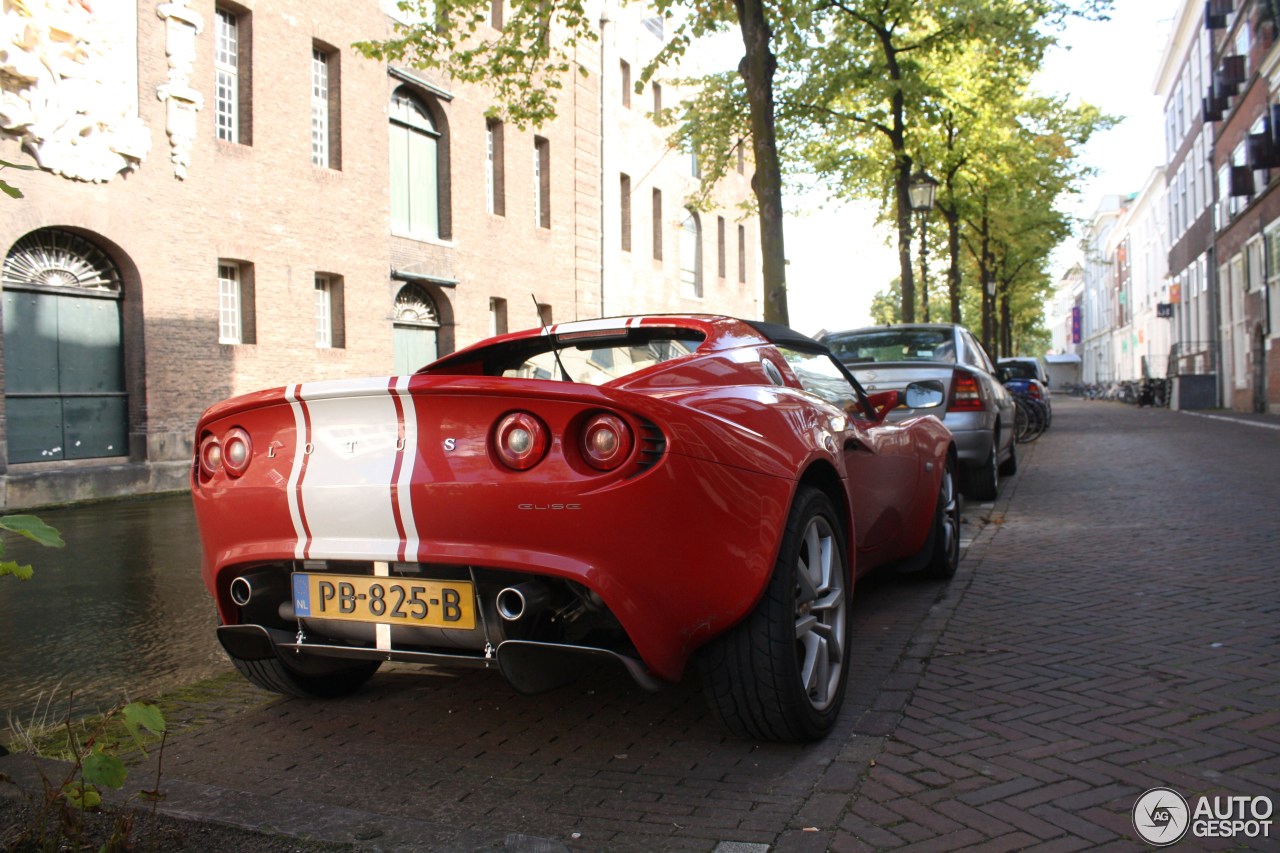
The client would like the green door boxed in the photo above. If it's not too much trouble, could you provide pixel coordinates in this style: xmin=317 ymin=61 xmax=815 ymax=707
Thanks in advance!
xmin=393 ymin=324 xmax=438 ymax=375
xmin=3 ymin=229 xmax=127 ymax=464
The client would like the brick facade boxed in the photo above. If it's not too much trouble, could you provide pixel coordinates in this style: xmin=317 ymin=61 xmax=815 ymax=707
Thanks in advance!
xmin=0 ymin=0 xmax=761 ymax=508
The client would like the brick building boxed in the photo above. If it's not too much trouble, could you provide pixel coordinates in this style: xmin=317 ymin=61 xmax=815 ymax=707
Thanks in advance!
xmin=1201 ymin=0 xmax=1280 ymax=412
xmin=1156 ymin=0 xmax=1280 ymax=412
xmin=0 ymin=0 xmax=761 ymax=509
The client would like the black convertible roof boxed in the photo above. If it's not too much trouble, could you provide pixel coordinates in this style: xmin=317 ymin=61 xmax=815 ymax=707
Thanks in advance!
xmin=744 ymin=319 xmax=828 ymax=353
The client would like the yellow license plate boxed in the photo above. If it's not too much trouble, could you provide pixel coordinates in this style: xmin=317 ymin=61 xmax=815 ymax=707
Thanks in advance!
xmin=291 ymin=573 xmax=476 ymax=630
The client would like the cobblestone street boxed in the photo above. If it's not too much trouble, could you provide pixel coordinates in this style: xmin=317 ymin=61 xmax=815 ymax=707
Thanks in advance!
xmin=3 ymin=397 xmax=1277 ymax=852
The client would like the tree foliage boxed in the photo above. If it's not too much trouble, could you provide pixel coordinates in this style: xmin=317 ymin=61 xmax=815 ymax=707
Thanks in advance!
xmin=785 ymin=0 xmax=1112 ymax=350
xmin=357 ymin=0 xmax=796 ymax=323
xmin=356 ymin=0 xmax=1113 ymax=337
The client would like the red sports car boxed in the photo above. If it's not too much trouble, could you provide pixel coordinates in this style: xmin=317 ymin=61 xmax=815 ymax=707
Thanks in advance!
xmin=192 ymin=315 xmax=958 ymax=741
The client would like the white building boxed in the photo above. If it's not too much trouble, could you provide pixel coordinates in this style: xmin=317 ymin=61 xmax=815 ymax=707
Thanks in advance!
xmin=1110 ymin=170 xmax=1172 ymax=381
xmin=1079 ymin=195 xmax=1127 ymax=384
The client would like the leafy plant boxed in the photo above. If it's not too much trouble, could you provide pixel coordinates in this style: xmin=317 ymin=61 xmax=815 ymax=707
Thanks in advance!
xmin=0 ymin=157 xmax=35 ymax=200
xmin=2 ymin=700 xmax=167 ymax=851
xmin=0 ymin=515 xmax=65 ymax=580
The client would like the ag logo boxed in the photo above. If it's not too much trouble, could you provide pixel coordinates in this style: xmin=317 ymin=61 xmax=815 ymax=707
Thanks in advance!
xmin=1133 ymin=787 xmax=1190 ymax=846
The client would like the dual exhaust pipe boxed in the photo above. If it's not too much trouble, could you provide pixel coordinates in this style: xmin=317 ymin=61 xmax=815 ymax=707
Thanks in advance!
xmin=495 ymin=582 xmax=550 ymax=622
xmin=230 ymin=572 xmax=550 ymax=623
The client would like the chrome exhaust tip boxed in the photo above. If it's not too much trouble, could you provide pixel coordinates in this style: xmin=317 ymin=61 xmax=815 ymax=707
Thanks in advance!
xmin=230 ymin=573 xmax=281 ymax=607
xmin=496 ymin=582 xmax=551 ymax=622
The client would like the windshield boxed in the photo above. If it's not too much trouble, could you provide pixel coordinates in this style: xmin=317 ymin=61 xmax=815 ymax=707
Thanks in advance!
xmin=422 ymin=327 xmax=708 ymax=384
xmin=825 ymin=329 xmax=956 ymax=365
xmin=503 ymin=335 xmax=702 ymax=384
xmin=999 ymin=361 xmax=1040 ymax=381
xmin=777 ymin=347 xmax=859 ymax=409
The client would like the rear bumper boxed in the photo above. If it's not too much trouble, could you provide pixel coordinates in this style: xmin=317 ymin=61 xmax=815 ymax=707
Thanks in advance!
xmin=196 ymin=452 xmax=793 ymax=682
xmin=941 ymin=413 xmax=995 ymax=467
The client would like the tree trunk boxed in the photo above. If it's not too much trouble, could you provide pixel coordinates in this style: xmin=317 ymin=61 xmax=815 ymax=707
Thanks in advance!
xmin=943 ymin=207 xmax=962 ymax=323
xmin=896 ymin=155 xmax=915 ymax=323
xmin=735 ymin=0 xmax=788 ymax=326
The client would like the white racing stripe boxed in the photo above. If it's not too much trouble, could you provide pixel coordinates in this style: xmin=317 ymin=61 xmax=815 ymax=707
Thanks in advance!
xmin=287 ymin=378 xmax=410 ymax=561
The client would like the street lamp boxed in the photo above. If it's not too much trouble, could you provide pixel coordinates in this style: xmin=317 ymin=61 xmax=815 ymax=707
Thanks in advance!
xmin=909 ymin=170 xmax=939 ymax=322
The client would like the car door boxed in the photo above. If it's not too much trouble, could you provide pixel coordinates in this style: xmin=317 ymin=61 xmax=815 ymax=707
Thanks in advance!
xmin=776 ymin=347 xmax=919 ymax=563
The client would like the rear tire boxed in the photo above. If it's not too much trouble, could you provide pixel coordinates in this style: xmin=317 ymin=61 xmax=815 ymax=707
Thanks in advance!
xmin=922 ymin=455 xmax=961 ymax=579
xmin=232 ymin=654 xmax=381 ymax=699
xmin=699 ymin=487 xmax=850 ymax=742
xmin=998 ymin=434 xmax=1018 ymax=476
xmin=960 ymin=439 xmax=999 ymax=501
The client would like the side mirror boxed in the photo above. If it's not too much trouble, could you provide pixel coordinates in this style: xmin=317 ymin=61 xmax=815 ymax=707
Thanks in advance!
xmin=904 ymin=380 xmax=945 ymax=410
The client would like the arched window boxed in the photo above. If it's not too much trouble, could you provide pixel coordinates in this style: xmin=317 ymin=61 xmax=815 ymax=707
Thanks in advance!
xmin=390 ymin=88 xmax=441 ymax=240
xmin=392 ymin=283 xmax=441 ymax=374
xmin=680 ymin=211 xmax=703 ymax=298
xmin=2 ymin=228 xmax=127 ymax=462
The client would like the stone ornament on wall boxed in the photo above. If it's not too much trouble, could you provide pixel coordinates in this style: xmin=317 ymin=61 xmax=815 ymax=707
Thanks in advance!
xmin=0 ymin=0 xmax=151 ymax=183
xmin=156 ymin=0 xmax=203 ymax=179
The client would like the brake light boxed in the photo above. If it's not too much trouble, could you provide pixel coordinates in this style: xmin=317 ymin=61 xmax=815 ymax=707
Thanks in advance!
xmin=198 ymin=433 xmax=223 ymax=476
xmin=198 ymin=427 xmax=253 ymax=477
xmin=580 ymin=413 xmax=634 ymax=471
xmin=1027 ymin=384 xmax=1043 ymax=401
xmin=222 ymin=427 xmax=252 ymax=476
xmin=493 ymin=412 xmax=550 ymax=470
xmin=949 ymin=370 xmax=985 ymax=412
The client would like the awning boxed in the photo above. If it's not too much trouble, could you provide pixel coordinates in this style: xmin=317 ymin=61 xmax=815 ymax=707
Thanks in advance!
xmin=391 ymin=267 xmax=458 ymax=288
xmin=389 ymin=67 xmax=455 ymax=102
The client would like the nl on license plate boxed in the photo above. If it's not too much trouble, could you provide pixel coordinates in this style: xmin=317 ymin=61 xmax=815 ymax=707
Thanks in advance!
xmin=291 ymin=573 xmax=476 ymax=630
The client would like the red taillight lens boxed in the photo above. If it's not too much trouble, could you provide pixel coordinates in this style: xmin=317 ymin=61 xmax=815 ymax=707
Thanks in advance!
xmin=580 ymin=413 xmax=633 ymax=471
xmin=494 ymin=412 xmax=550 ymax=470
xmin=949 ymin=370 xmax=985 ymax=412
xmin=222 ymin=427 xmax=252 ymax=476
xmin=1027 ymin=384 xmax=1043 ymax=400
xmin=198 ymin=434 xmax=223 ymax=476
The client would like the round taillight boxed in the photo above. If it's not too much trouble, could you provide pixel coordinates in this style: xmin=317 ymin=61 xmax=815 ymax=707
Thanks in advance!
xmin=199 ymin=434 xmax=223 ymax=476
xmin=223 ymin=427 xmax=252 ymax=476
xmin=580 ymin=413 xmax=633 ymax=471
xmin=494 ymin=412 xmax=550 ymax=470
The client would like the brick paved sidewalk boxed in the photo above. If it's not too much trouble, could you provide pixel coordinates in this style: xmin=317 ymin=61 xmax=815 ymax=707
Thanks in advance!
xmin=824 ymin=397 xmax=1279 ymax=852
xmin=4 ymin=398 xmax=1275 ymax=852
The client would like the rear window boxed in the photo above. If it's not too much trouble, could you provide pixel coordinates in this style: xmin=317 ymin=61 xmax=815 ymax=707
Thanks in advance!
xmin=825 ymin=329 xmax=956 ymax=364
xmin=999 ymin=360 xmax=1040 ymax=381
xmin=470 ymin=328 xmax=705 ymax=384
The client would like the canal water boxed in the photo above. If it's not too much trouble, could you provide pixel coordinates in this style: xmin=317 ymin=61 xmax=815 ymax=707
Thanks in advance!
xmin=0 ymin=493 xmax=229 ymax=728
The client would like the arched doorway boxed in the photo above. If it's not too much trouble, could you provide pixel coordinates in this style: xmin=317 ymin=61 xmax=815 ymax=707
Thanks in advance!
xmin=2 ymin=229 xmax=127 ymax=463
xmin=392 ymin=283 xmax=441 ymax=374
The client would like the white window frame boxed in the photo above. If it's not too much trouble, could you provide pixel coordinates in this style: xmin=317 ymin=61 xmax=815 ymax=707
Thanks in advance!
xmin=486 ymin=123 xmax=496 ymax=215
xmin=533 ymin=141 xmax=542 ymax=228
xmin=315 ymin=274 xmax=333 ymax=348
xmin=219 ymin=263 xmax=241 ymax=344
xmin=311 ymin=49 xmax=330 ymax=168
xmin=1246 ymin=236 xmax=1265 ymax=294
xmin=680 ymin=211 xmax=703 ymax=299
xmin=215 ymin=9 xmax=238 ymax=143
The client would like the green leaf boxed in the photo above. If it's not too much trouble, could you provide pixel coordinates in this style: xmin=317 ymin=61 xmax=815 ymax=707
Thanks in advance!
xmin=81 ymin=746 xmax=127 ymax=789
xmin=122 ymin=702 xmax=166 ymax=745
xmin=0 ymin=560 xmax=34 ymax=580
xmin=0 ymin=515 xmax=65 ymax=548
xmin=0 ymin=181 xmax=22 ymax=199
xmin=63 ymin=781 xmax=102 ymax=809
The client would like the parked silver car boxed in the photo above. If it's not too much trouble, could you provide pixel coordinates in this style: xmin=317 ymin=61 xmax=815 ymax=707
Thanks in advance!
xmin=817 ymin=324 xmax=1016 ymax=500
